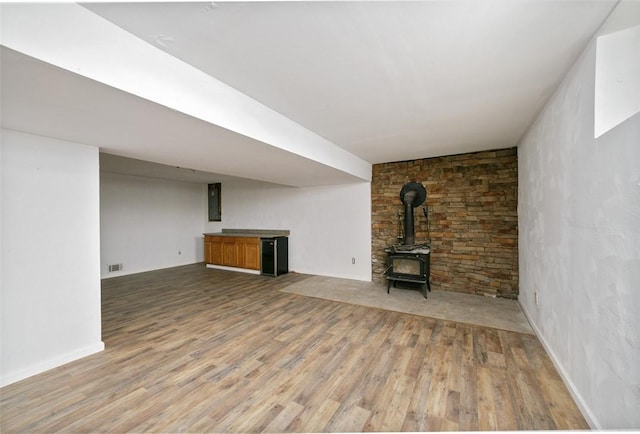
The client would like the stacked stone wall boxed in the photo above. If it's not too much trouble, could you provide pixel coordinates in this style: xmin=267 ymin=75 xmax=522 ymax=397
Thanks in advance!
xmin=372 ymin=147 xmax=518 ymax=298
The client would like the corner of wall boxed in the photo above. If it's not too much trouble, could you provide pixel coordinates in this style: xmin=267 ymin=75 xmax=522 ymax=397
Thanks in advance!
xmin=518 ymin=301 xmax=600 ymax=429
xmin=0 ymin=342 xmax=105 ymax=388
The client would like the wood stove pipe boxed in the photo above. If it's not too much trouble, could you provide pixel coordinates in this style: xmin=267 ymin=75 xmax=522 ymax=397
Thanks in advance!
xmin=399 ymin=182 xmax=427 ymax=246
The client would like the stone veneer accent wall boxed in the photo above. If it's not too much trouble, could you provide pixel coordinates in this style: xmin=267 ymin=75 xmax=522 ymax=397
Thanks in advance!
xmin=371 ymin=148 xmax=518 ymax=298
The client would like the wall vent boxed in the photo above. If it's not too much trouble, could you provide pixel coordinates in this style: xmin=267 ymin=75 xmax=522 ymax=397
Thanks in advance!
xmin=108 ymin=263 xmax=123 ymax=272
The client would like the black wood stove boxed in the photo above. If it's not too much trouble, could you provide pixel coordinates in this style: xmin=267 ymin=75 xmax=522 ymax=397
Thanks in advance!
xmin=385 ymin=182 xmax=431 ymax=299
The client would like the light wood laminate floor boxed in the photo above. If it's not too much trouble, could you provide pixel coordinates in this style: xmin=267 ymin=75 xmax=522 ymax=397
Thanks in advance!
xmin=0 ymin=264 xmax=588 ymax=432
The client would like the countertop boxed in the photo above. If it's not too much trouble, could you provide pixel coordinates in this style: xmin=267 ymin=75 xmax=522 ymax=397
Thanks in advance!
xmin=204 ymin=229 xmax=290 ymax=238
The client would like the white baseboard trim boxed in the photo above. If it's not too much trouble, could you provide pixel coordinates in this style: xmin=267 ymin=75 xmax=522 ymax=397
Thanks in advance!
xmin=101 ymin=261 xmax=200 ymax=279
xmin=205 ymin=264 xmax=261 ymax=275
xmin=0 ymin=341 xmax=105 ymax=388
xmin=519 ymin=302 xmax=600 ymax=430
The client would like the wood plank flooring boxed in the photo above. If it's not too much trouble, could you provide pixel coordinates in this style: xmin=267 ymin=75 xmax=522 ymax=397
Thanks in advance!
xmin=0 ymin=264 xmax=588 ymax=432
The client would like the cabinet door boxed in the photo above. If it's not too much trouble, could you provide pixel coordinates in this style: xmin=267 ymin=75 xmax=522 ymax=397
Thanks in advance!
xmin=210 ymin=240 xmax=223 ymax=265
xmin=222 ymin=240 xmax=239 ymax=266
xmin=243 ymin=241 xmax=260 ymax=270
xmin=204 ymin=238 xmax=212 ymax=264
xmin=236 ymin=242 xmax=247 ymax=269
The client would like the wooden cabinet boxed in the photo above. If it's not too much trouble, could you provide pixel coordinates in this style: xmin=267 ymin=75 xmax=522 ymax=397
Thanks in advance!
xmin=204 ymin=237 xmax=212 ymax=263
xmin=204 ymin=237 xmax=223 ymax=264
xmin=242 ymin=241 xmax=260 ymax=270
xmin=222 ymin=237 xmax=239 ymax=267
xmin=204 ymin=236 xmax=260 ymax=271
xmin=210 ymin=240 xmax=223 ymax=265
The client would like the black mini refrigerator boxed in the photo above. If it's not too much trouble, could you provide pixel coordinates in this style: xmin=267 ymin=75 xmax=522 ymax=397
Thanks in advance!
xmin=261 ymin=237 xmax=288 ymax=276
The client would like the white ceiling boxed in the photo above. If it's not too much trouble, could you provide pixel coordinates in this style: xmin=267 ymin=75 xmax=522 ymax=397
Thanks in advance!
xmin=0 ymin=46 xmax=361 ymax=186
xmin=1 ymin=1 xmax=617 ymax=186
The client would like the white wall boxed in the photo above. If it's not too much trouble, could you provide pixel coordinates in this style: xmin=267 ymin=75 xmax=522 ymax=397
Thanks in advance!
xmin=518 ymin=2 xmax=640 ymax=429
xmin=205 ymin=178 xmax=372 ymax=281
xmin=0 ymin=129 xmax=104 ymax=387
xmin=101 ymin=173 xmax=371 ymax=282
xmin=100 ymin=172 xmax=209 ymax=278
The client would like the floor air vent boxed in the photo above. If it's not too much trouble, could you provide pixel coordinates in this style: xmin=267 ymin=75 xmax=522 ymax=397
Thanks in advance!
xmin=108 ymin=263 xmax=123 ymax=272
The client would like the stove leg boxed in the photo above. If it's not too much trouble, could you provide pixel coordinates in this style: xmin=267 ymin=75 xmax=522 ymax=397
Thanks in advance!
xmin=387 ymin=279 xmax=391 ymax=294
xmin=422 ymin=283 xmax=428 ymax=299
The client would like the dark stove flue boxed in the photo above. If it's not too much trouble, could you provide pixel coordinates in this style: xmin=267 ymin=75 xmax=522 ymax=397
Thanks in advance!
xmin=399 ymin=182 xmax=427 ymax=245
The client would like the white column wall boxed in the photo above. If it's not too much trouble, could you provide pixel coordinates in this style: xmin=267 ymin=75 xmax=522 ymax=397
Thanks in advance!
xmin=0 ymin=129 xmax=104 ymax=387
xmin=517 ymin=2 xmax=640 ymax=428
